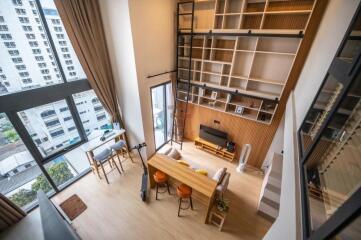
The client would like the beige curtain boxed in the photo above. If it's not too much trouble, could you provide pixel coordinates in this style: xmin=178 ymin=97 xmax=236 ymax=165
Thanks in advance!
xmin=0 ymin=194 xmax=26 ymax=232
xmin=54 ymin=0 xmax=123 ymax=125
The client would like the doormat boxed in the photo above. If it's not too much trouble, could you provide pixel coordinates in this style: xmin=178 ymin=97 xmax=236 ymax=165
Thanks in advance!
xmin=59 ymin=194 xmax=87 ymax=220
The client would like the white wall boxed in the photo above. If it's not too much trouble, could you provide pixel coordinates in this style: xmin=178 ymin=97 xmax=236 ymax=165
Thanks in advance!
xmin=99 ymin=0 xmax=145 ymax=148
xmin=128 ymin=0 xmax=176 ymax=157
xmin=263 ymin=1 xmax=360 ymax=239
xmin=264 ymin=92 xmax=299 ymax=240
xmin=261 ymin=114 xmax=285 ymax=171
xmin=99 ymin=0 xmax=176 ymax=157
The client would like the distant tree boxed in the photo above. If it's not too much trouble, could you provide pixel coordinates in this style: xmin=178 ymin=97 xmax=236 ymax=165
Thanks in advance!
xmin=8 ymin=189 xmax=36 ymax=207
xmin=4 ymin=129 xmax=19 ymax=143
xmin=47 ymin=162 xmax=74 ymax=186
xmin=8 ymin=162 xmax=74 ymax=208
xmin=31 ymin=175 xmax=52 ymax=193
xmin=32 ymin=162 xmax=74 ymax=192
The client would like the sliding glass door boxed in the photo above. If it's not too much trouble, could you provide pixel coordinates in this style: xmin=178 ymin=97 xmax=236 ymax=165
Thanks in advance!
xmin=151 ymin=82 xmax=173 ymax=150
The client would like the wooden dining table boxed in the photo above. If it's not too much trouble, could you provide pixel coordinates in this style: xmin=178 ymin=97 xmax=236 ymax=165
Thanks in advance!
xmin=81 ymin=129 xmax=132 ymax=178
xmin=147 ymin=154 xmax=218 ymax=224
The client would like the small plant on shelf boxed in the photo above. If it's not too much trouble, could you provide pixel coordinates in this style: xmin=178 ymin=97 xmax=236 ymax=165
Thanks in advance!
xmin=216 ymin=197 xmax=230 ymax=212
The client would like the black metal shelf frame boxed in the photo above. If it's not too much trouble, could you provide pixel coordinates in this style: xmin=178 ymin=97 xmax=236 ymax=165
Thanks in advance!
xmin=171 ymin=1 xmax=195 ymax=149
xmin=297 ymin=3 xmax=361 ymax=239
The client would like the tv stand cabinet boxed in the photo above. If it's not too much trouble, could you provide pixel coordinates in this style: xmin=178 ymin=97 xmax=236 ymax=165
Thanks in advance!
xmin=195 ymin=137 xmax=235 ymax=162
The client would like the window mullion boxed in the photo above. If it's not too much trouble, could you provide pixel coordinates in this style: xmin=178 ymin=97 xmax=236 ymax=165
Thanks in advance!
xmin=6 ymin=111 xmax=60 ymax=192
xmin=34 ymin=0 xmax=68 ymax=83
xmin=65 ymin=96 xmax=88 ymax=142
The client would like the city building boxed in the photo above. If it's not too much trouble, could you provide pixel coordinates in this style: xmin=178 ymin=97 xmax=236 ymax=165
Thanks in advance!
xmin=0 ymin=0 xmax=84 ymax=95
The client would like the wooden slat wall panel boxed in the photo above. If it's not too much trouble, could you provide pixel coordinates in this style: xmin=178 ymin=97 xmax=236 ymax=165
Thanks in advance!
xmin=183 ymin=103 xmax=277 ymax=167
xmin=267 ymin=0 xmax=314 ymax=12
xmin=263 ymin=14 xmax=310 ymax=30
xmin=182 ymin=0 xmax=329 ymax=168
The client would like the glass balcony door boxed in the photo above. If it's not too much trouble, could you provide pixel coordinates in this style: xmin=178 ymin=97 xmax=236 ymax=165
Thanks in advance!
xmin=151 ymin=82 xmax=173 ymax=150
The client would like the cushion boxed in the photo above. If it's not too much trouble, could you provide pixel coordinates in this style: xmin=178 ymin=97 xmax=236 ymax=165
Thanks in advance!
xmin=177 ymin=160 xmax=190 ymax=167
xmin=216 ymin=172 xmax=230 ymax=194
xmin=158 ymin=145 xmax=172 ymax=155
xmin=110 ymin=140 xmax=126 ymax=151
xmin=93 ymin=148 xmax=112 ymax=162
xmin=212 ymin=167 xmax=227 ymax=184
xmin=195 ymin=169 xmax=208 ymax=176
xmin=167 ymin=148 xmax=181 ymax=160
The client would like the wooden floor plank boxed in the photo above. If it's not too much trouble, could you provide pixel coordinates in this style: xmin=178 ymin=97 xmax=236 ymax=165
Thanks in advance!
xmin=51 ymin=141 xmax=271 ymax=240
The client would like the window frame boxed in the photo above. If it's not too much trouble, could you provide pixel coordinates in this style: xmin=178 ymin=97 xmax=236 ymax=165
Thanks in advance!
xmin=297 ymin=4 xmax=361 ymax=239
xmin=0 ymin=0 xmax=102 ymax=211
xmin=150 ymin=81 xmax=173 ymax=151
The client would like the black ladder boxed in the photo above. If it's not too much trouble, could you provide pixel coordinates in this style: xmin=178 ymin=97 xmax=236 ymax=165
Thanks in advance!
xmin=171 ymin=1 xmax=195 ymax=150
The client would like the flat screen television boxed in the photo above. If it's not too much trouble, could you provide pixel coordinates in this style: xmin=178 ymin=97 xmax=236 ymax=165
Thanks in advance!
xmin=199 ymin=124 xmax=228 ymax=147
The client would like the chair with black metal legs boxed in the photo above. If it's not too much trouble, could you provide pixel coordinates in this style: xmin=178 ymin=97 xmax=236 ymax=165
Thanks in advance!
xmin=176 ymin=184 xmax=193 ymax=217
xmin=153 ymin=170 xmax=171 ymax=200
xmin=93 ymin=148 xmax=121 ymax=184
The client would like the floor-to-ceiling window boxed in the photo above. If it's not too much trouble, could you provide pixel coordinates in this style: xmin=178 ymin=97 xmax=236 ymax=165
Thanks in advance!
xmin=151 ymin=82 xmax=173 ymax=150
xmin=0 ymin=0 xmax=110 ymax=211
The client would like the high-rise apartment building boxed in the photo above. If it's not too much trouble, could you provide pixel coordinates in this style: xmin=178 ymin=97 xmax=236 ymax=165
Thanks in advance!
xmin=0 ymin=0 xmax=109 ymax=174
xmin=0 ymin=0 xmax=85 ymax=95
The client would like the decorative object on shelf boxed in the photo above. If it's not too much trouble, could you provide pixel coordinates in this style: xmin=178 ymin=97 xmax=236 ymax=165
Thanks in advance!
xmin=208 ymin=101 xmax=216 ymax=107
xmin=236 ymin=144 xmax=252 ymax=173
xmin=211 ymin=91 xmax=217 ymax=99
xmin=235 ymin=105 xmax=244 ymax=114
xmin=226 ymin=94 xmax=232 ymax=103
xmin=264 ymin=103 xmax=273 ymax=112
xmin=259 ymin=113 xmax=267 ymax=121
xmin=250 ymin=101 xmax=255 ymax=108
xmin=226 ymin=141 xmax=235 ymax=153
xmin=113 ymin=122 xmax=121 ymax=130
xmin=200 ymin=88 xmax=205 ymax=96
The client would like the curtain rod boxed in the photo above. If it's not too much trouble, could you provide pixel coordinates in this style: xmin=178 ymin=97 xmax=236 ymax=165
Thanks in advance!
xmin=147 ymin=70 xmax=176 ymax=79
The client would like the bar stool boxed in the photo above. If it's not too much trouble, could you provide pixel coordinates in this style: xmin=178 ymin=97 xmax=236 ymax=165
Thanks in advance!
xmin=177 ymin=184 xmax=193 ymax=217
xmin=153 ymin=170 xmax=171 ymax=200
xmin=93 ymin=148 xmax=121 ymax=184
xmin=110 ymin=140 xmax=129 ymax=171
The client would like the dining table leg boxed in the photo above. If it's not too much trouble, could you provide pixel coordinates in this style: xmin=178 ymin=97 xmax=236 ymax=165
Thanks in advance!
xmin=205 ymin=191 xmax=216 ymax=224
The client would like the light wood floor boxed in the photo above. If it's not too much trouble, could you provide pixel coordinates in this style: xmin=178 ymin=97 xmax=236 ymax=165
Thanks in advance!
xmin=50 ymin=141 xmax=271 ymax=240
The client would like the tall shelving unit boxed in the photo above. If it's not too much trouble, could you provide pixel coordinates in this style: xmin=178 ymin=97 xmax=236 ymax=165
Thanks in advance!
xmin=175 ymin=0 xmax=317 ymax=125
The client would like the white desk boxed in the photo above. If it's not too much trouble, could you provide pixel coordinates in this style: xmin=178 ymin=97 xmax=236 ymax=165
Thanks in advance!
xmin=81 ymin=129 xmax=132 ymax=178
xmin=81 ymin=129 xmax=125 ymax=153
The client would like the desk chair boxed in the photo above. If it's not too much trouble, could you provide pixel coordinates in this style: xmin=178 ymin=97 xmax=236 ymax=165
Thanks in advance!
xmin=93 ymin=148 xmax=121 ymax=184
xmin=110 ymin=140 xmax=134 ymax=171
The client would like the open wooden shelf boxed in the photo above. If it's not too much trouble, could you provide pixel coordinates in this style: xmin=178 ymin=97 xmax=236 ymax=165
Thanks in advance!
xmin=176 ymin=86 xmax=278 ymax=125
xmin=195 ymin=137 xmax=235 ymax=161
xmin=177 ymin=0 xmax=316 ymax=124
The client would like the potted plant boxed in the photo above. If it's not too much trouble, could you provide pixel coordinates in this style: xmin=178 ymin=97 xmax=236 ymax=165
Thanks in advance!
xmin=216 ymin=197 xmax=229 ymax=212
